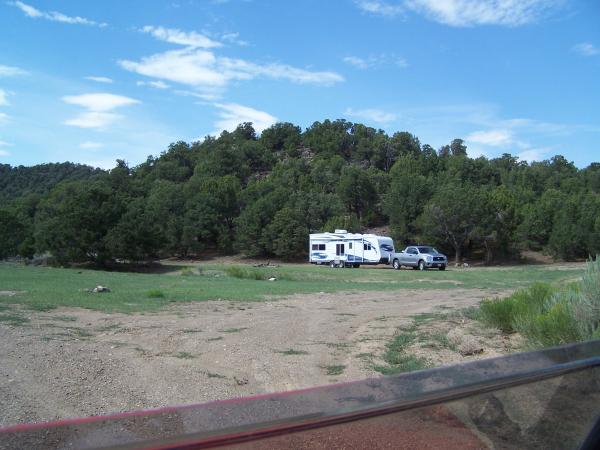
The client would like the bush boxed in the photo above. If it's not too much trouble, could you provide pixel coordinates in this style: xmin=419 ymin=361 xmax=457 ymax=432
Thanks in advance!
xmin=225 ymin=265 xmax=294 ymax=281
xmin=146 ymin=289 xmax=165 ymax=298
xmin=225 ymin=266 xmax=269 ymax=280
xmin=478 ymin=258 xmax=600 ymax=348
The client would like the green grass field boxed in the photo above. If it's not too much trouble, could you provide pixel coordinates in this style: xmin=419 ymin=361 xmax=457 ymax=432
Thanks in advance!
xmin=0 ymin=262 xmax=583 ymax=314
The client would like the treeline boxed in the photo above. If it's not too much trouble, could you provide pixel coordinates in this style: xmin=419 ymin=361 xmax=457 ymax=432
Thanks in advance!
xmin=1 ymin=120 xmax=599 ymax=264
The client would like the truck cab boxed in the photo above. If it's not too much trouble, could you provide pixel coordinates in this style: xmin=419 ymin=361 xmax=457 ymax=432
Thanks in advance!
xmin=390 ymin=246 xmax=447 ymax=271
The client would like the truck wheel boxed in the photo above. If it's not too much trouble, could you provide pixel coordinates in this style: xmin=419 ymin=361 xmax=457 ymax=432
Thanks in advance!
xmin=418 ymin=260 xmax=426 ymax=271
xmin=439 ymin=265 xmax=446 ymax=271
xmin=392 ymin=259 xmax=400 ymax=270
xmin=353 ymin=264 xmax=360 ymax=268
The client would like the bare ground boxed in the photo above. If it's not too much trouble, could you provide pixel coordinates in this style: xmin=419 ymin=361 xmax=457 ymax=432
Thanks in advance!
xmin=0 ymin=288 xmax=510 ymax=428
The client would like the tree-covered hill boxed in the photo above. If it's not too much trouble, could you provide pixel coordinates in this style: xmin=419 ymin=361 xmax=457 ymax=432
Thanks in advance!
xmin=1 ymin=119 xmax=599 ymax=263
xmin=0 ymin=162 xmax=104 ymax=202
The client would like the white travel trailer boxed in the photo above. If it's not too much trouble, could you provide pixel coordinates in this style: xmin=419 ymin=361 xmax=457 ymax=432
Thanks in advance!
xmin=309 ymin=230 xmax=395 ymax=267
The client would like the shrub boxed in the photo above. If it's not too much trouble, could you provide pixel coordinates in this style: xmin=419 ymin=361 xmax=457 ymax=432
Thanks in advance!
xmin=146 ymin=289 xmax=165 ymax=298
xmin=478 ymin=258 xmax=600 ymax=348
xmin=225 ymin=266 xmax=268 ymax=280
xmin=480 ymin=282 xmax=553 ymax=333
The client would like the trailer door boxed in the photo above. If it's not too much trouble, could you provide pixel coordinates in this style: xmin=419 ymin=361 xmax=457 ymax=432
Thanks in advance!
xmin=336 ymin=243 xmax=345 ymax=256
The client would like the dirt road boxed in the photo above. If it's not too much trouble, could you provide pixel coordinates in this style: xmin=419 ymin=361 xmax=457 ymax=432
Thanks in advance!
xmin=0 ymin=288 xmax=503 ymax=427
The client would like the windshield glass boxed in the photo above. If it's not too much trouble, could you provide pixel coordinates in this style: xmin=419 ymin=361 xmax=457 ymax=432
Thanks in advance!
xmin=418 ymin=247 xmax=437 ymax=254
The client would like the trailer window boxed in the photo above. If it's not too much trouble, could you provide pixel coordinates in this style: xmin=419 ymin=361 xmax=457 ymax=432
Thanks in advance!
xmin=312 ymin=244 xmax=326 ymax=251
xmin=349 ymin=243 xmax=352 ymax=249
xmin=363 ymin=243 xmax=372 ymax=251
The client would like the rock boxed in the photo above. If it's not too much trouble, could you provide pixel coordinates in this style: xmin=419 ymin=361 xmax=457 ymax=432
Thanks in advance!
xmin=268 ymin=277 xmax=277 ymax=281
xmin=234 ymin=376 xmax=248 ymax=386
xmin=459 ymin=335 xmax=483 ymax=356
xmin=92 ymin=286 xmax=110 ymax=293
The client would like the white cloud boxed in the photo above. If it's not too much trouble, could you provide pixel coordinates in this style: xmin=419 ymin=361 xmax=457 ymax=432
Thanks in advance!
xmin=404 ymin=0 xmax=562 ymax=27
xmin=343 ymin=54 xmax=408 ymax=70
xmin=80 ymin=141 xmax=104 ymax=150
xmin=212 ymin=103 xmax=277 ymax=135
xmin=221 ymin=32 xmax=249 ymax=46
xmin=137 ymin=80 xmax=171 ymax=89
xmin=141 ymin=26 xmax=222 ymax=48
xmin=0 ymin=64 xmax=28 ymax=77
xmin=343 ymin=56 xmax=370 ymax=69
xmin=0 ymin=149 xmax=10 ymax=156
xmin=355 ymin=0 xmax=404 ymax=17
xmin=0 ymin=140 xmax=12 ymax=147
xmin=0 ymin=89 xmax=8 ymax=106
xmin=85 ymin=76 xmax=113 ymax=84
xmin=9 ymin=1 xmax=107 ymax=27
xmin=344 ymin=107 xmax=397 ymax=124
xmin=119 ymin=48 xmax=343 ymax=92
xmin=64 ymin=112 xmax=121 ymax=129
xmin=466 ymin=129 xmax=512 ymax=146
xmin=62 ymin=93 xmax=139 ymax=129
xmin=0 ymin=112 xmax=9 ymax=124
xmin=62 ymin=93 xmax=139 ymax=112
xmin=572 ymin=42 xmax=599 ymax=57
xmin=517 ymin=147 xmax=550 ymax=162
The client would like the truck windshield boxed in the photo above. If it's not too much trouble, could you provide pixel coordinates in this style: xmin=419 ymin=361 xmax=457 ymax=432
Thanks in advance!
xmin=418 ymin=247 xmax=437 ymax=253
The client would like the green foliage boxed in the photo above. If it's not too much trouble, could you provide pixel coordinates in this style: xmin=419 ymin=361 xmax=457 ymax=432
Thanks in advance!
xmin=478 ymin=258 xmax=600 ymax=347
xmin=1 ymin=117 xmax=599 ymax=264
xmin=146 ymin=289 xmax=165 ymax=298
xmin=322 ymin=364 xmax=346 ymax=375
xmin=374 ymin=330 xmax=429 ymax=375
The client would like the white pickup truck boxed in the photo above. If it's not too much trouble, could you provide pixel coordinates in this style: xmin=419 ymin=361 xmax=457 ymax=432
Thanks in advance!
xmin=390 ymin=246 xmax=448 ymax=271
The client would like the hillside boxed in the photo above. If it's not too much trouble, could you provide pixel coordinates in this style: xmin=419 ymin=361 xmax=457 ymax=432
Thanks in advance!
xmin=1 ymin=120 xmax=599 ymax=263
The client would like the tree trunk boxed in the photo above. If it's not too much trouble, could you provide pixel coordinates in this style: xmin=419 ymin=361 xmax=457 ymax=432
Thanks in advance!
xmin=484 ymin=240 xmax=493 ymax=265
xmin=454 ymin=246 xmax=462 ymax=264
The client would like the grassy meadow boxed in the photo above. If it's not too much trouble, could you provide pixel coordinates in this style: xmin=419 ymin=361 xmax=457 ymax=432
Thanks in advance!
xmin=0 ymin=261 xmax=584 ymax=314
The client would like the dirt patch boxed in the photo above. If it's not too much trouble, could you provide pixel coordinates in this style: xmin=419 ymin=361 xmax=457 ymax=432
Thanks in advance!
xmin=0 ymin=288 xmax=508 ymax=427
xmin=0 ymin=291 xmax=23 ymax=297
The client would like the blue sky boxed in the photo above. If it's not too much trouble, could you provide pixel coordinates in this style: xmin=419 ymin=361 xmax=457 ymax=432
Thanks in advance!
xmin=0 ymin=0 xmax=598 ymax=169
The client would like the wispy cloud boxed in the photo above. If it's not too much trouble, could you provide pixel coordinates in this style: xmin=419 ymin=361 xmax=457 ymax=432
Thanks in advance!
xmin=9 ymin=1 xmax=107 ymax=27
xmin=406 ymin=0 xmax=563 ymax=27
xmin=137 ymin=80 xmax=171 ymax=89
xmin=0 ymin=89 xmax=9 ymax=106
xmin=0 ymin=64 xmax=28 ymax=77
xmin=0 ymin=112 xmax=9 ymax=124
xmin=119 ymin=47 xmax=343 ymax=95
xmin=466 ymin=129 xmax=512 ymax=146
xmin=221 ymin=32 xmax=249 ymax=46
xmin=80 ymin=141 xmax=104 ymax=150
xmin=357 ymin=0 xmax=563 ymax=26
xmin=517 ymin=147 xmax=550 ymax=162
xmin=141 ymin=26 xmax=222 ymax=48
xmin=62 ymin=93 xmax=140 ymax=129
xmin=343 ymin=54 xmax=408 ymax=70
xmin=85 ymin=76 xmax=113 ymax=84
xmin=355 ymin=0 xmax=404 ymax=17
xmin=212 ymin=103 xmax=277 ymax=135
xmin=0 ymin=149 xmax=10 ymax=157
xmin=572 ymin=42 xmax=599 ymax=57
xmin=344 ymin=107 xmax=397 ymax=124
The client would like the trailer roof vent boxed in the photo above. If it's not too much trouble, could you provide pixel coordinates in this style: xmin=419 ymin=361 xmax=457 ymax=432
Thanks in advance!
xmin=334 ymin=229 xmax=347 ymax=234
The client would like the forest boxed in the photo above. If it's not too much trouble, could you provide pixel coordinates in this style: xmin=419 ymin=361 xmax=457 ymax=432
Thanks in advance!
xmin=1 ymin=119 xmax=599 ymax=265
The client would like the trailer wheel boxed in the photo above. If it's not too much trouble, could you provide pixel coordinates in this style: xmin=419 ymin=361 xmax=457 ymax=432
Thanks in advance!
xmin=392 ymin=259 xmax=401 ymax=270
xmin=329 ymin=261 xmax=336 ymax=268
